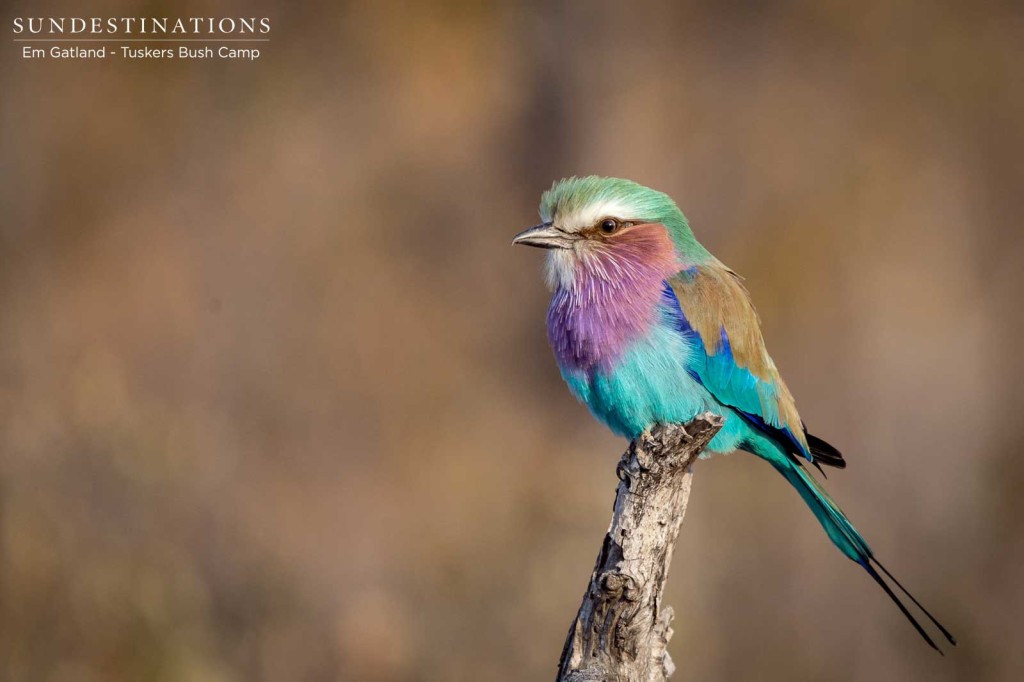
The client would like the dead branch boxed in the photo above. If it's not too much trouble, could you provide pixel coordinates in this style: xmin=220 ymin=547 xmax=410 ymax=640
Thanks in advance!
xmin=556 ymin=413 xmax=723 ymax=682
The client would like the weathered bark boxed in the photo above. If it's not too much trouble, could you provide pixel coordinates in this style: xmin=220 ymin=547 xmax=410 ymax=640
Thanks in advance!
xmin=556 ymin=413 xmax=724 ymax=682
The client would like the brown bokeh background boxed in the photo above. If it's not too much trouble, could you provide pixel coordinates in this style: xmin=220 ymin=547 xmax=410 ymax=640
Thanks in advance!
xmin=2 ymin=1 xmax=1022 ymax=680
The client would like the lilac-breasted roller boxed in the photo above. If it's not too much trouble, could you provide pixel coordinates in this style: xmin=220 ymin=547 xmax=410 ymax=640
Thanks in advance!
xmin=513 ymin=176 xmax=955 ymax=652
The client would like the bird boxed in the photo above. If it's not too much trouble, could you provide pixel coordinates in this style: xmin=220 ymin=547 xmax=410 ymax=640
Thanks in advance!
xmin=512 ymin=175 xmax=955 ymax=652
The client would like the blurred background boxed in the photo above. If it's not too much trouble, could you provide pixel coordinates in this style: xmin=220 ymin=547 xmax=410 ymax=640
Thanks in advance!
xmin=1 ymin=1 xmax=1022 ymax=680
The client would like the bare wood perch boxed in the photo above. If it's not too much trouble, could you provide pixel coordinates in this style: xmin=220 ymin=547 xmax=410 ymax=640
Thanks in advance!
xmin=556 ymin=413 xmax=724 ymax=682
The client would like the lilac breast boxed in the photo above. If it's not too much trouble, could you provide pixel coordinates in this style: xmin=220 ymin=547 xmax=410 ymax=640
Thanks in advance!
xmin=546 ymin=226 xmax=679 ymax=371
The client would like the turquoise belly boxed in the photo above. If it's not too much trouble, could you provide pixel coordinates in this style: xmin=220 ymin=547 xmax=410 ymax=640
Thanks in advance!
xmin=560 ymin=322 xmax=747 ymax=452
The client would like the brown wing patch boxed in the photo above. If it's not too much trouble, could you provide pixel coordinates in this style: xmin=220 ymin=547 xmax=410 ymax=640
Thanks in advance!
xmin=671 ymin=260 xmax=806 ymax=447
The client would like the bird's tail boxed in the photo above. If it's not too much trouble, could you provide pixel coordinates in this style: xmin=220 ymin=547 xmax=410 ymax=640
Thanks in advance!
xmin=770 ymin=457 xmax=957 ymax=653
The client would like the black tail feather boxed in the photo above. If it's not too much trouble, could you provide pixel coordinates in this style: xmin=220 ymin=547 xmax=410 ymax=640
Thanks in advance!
xmin=872 ymin=557 xmax=957 ymax=646
xmin=859 ymin=560 xmax=943 ymax=654
xmin=806 ymin=432 xmax=846 ymax=469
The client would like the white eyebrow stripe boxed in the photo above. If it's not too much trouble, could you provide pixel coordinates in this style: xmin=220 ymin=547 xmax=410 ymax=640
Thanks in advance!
xmin=557 ymin=198 xmax=634 ymax=232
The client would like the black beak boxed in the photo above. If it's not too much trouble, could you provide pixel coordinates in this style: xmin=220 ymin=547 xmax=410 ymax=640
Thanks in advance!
xmin=511 ymin=222 xmax=575 ymax=249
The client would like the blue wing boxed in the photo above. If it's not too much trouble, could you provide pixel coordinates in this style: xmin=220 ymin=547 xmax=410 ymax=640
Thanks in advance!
xmin=660 ymin=280 xmax=814 ymax=463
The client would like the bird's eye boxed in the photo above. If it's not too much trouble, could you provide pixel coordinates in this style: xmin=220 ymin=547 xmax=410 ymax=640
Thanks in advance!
xmin=599 ymin=218 xmax=620 ymax=234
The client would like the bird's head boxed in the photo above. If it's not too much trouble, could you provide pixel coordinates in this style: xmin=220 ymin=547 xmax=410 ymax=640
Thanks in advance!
xmin=512 ymin=176 xmax=710 ymax=289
